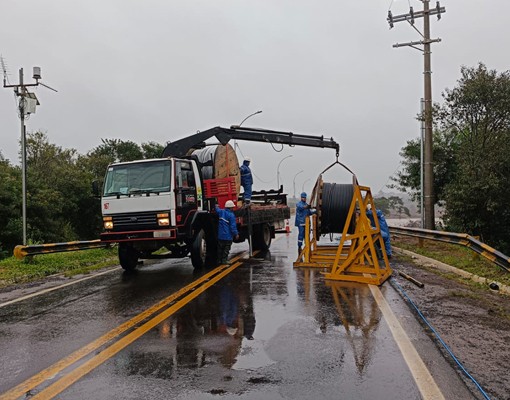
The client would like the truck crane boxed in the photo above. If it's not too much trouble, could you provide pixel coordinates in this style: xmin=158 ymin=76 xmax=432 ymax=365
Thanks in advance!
xmin=97 ymin=126 xmax=340 ymax=271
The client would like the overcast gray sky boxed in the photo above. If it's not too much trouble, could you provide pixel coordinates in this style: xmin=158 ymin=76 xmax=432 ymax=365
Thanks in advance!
xmin=1 ymin=0 xmax=509 ymax=197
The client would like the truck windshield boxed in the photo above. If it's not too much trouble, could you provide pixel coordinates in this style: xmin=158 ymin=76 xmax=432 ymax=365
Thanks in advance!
xmin=103 ymin=160 xmax=171 ymax=197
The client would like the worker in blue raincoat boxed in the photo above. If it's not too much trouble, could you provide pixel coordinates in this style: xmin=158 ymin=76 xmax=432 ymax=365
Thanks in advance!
xmin=366 ymin=208 xmax=392 ymax=258
xmin=240 ymin=157 xmax=253 ymax=204
xmin=216 ymin=200 xmax=239 ymax=265
xmin=295 ymin=192 xmax=316 ymax=256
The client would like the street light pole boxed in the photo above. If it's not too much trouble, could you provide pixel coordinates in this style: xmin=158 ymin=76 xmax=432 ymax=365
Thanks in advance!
xmin=277 ymin=155 xmax=293 ymax=190
xmin=19 ymin=69 xmax=27 ymax=246
xmin=302 ymin=178 xmax=311 ymax=193
xmin=293 ymin=170 xmax=303 ymax=198
xmin=231 ymin=110 xmax=263 ymax=129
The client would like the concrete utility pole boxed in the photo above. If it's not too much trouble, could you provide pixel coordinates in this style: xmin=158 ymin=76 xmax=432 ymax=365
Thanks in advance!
xmin=388 ymin=1 xmax=446 ymax=230
xmin=2 ymin=64 xmax=56 ymax=244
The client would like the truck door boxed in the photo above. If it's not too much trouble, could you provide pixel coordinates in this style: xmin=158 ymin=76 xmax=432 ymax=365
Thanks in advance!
xmin=175 ymin=160 xmax=198 ymax=226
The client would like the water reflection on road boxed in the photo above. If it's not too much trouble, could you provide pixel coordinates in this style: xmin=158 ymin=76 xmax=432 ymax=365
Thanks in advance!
xmin=296 ymin=268 xmax=382 ymax=375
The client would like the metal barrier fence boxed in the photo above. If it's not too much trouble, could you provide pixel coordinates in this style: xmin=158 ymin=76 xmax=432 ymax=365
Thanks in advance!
xmin=389 ymin=226 xmax=510 ymax=273
xmin=14 ymin=240 xmax=108 ymax=260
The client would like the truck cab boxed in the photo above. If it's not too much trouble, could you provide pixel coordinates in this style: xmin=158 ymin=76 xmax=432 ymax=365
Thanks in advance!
xmin=100 ymin=157 xmax=204 ymax=269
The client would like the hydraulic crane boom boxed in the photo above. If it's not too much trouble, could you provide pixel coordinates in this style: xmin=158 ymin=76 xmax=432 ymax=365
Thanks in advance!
xmin=161 ymin=126 xmax=340 ymax=158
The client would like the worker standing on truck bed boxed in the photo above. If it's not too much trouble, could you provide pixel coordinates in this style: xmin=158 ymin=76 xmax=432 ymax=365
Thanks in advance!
xmin=216 ymin=200 xmax=239 ymax=265
xmin=295 ymin=192 xmax=315 ymax=256
xmin=240 ymin=157 xmax=253 ymax=204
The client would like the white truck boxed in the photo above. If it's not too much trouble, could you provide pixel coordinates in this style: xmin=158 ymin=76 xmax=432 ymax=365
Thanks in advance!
xmin=95 ymin=126 xmax=339 ymax=270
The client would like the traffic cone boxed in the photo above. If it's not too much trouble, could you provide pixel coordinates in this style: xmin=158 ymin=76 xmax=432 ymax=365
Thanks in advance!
xmin=285 ymin=219 xmax=291 ymax=234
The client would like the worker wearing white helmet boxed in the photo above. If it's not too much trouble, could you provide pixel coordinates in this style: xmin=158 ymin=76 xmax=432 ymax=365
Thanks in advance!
xmin=216 ymin=200 xmax=239 ymax=265
xmin=240 ymin=156 xmax=253 ymax=204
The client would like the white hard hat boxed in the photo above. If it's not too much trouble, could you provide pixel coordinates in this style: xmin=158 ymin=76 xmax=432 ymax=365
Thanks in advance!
xmin=244 ymin=156 xmax=251 ymax=162
xmin=225 ymin=200 xmax=235 ymax=208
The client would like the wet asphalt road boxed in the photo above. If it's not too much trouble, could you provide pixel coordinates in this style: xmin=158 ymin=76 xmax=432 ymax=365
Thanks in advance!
xmin=0 ymin=232 xmax=477 ymax=399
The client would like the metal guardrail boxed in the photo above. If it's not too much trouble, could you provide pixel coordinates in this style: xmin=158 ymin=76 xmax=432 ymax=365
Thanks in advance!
xmin=14 ymin=240 xmax=108 ymax=260
xmin=389 ymin=226 xmax=510 ymax=273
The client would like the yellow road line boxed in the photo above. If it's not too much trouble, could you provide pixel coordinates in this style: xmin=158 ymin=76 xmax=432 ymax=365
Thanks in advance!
xmin=32 ymin=261 xmax=244 ymax=400
xmin=0 ymin=254 xmax=248 ymax=400
xmin=368 ymin=284 xmax=445 ymax=400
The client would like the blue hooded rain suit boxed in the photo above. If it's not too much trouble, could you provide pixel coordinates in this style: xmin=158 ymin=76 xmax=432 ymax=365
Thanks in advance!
xmin=295 ymin=192 xmax=316 ymax=254
xmin=216 ymin=205 xmax=239 ymax=264
xmin=366 ymin=209 xmax=392 ymax=258
xmin=240 ymin=160 xmax=253 ymax=202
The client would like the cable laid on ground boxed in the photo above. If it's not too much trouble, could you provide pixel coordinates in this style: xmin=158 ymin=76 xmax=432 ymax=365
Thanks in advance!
xmin=389 ymin=277 xmax=492 ymax=400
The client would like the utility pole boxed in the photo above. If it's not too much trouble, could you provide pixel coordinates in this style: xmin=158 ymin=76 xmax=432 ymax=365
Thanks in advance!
xmin=420 ymin=98 xmax=425 ymax=229
xmin=2 ymin=63 xmax=57 ymax=244
xmin=387 ymin=1 xmax=446 ymax=230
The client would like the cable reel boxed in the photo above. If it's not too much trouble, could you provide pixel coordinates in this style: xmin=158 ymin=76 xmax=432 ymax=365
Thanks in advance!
xmin=311 ymin=159 xmax=358 ymax=236
xmin=295 ymin=158 xmax=392 ymax=286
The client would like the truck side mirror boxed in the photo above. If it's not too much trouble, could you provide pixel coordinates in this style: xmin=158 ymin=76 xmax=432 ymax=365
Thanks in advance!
xmin=92 ymin=180 xmax=101 ymax=197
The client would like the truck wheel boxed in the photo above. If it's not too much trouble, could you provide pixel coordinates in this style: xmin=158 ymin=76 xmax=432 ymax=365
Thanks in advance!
xmin=191 ymin=229 xmax=207 ymax=269
xmin=253 ymin=223 xmax=272 ymax=251
xmin=118 ymin=243 xmax=139 ymax=271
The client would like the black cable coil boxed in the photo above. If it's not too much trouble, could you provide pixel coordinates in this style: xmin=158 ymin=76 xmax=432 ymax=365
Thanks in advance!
xmin=318 ymin=183 xmax=355 ymax=235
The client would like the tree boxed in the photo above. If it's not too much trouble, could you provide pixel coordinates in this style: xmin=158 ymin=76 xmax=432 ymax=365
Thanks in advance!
xmin=390 ymin=128 xmax=459 ymax=205
xmin=25 ymin=132 xmax=101 ymax=243
xmin=0 ymin=155 xmax=22 ymax=257
xmin=374 ymin=196 xmax=410 ymax=218
xmin=393 ymin=63 xmax=510 ymax=252
xmin=388 ymin=196 xmax=410 ymax=219
xmin=374 ymin=197 xmax=390 ymax=215
xmin=438 ymin=64 xmax=510 ymax=251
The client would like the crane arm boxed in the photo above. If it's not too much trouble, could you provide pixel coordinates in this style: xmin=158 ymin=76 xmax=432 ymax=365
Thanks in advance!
xmin=161 ymin=126 xmax=340 ymax=158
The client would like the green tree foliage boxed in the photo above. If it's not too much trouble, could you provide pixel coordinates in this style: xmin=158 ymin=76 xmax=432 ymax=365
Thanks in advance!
xmin=0 ymin=155 xmax=22 ymax=257
xmin=25 ymin=132 xmax=101 ymax=243
xmin=393 ymin=63 xmax=510 ymax=252
xmin=141 ymin=141 xmax=165 ymax=159
xmin=439 ymin=64 xmax=510 ymax=250
xmin=0 ymin=134 xmax=164 ymax=255
xmin=390 ymin=129 xmax=459 ymax=204
xmin=79 ymin=139 xmax=164 ymax=187
xmin=374 ymin=197 xmax=390 ymax=215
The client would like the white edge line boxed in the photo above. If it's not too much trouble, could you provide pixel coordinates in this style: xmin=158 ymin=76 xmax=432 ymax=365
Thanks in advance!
xmin=0 ymin=267 xmax=122 ymax=309
xmin=369 ymin=284 xmax=445 ymax=400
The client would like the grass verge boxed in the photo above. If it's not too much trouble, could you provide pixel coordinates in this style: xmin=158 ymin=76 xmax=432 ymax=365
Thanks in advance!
xmin=0 ymin=247 xmax=119 ymax=288
xmin=393 ymin=235 xmax=510 ymax=287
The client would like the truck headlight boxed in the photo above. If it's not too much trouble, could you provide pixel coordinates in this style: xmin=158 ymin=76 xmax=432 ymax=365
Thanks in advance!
xmin=157 ymin=213 xmax=170 ymax=226
xmin=103 ymin=216 xmax=113 ymax=230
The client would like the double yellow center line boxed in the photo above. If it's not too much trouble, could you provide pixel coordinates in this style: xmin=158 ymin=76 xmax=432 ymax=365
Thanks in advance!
xmin=1 ymin=254 xmax=250 ymax=400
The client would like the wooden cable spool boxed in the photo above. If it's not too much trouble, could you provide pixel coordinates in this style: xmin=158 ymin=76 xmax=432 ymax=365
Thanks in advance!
xmin=191 ymin=144 xmax=241 ymax=195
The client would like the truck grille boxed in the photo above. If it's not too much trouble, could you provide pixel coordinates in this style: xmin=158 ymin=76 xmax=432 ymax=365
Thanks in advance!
xmin=112 ymin=211 xmax=159 ymax=230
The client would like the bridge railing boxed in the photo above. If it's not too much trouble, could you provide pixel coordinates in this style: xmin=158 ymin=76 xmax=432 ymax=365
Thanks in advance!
xmin=14 ymin=240 xmax=108 ymax=260
xmin=389 ymin=226 xmax=510 ymax=273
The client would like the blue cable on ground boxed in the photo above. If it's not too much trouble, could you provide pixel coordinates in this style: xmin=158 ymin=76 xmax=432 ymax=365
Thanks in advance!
xmin=389 ymin=277 xmax=492 ymax=400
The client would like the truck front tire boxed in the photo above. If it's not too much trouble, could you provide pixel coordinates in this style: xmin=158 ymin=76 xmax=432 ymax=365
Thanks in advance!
xmin=118 ymin=243 xmax=139 ymax=271
xmin=191 ymin=229 xmax=209 ymax=269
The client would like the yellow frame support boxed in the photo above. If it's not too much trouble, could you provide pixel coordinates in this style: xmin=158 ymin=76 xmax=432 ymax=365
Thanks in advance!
xmin=294 ymin=184 xmax=392 ymax=286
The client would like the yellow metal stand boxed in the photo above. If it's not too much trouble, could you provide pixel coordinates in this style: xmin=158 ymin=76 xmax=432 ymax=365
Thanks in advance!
xmin=294 ymin=184 xmax=392 ymax=286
